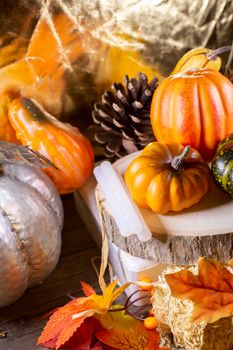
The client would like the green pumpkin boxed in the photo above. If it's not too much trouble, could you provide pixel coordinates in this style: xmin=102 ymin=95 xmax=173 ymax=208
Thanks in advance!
xmin=211 ymin=133 xmax=233 ymax=197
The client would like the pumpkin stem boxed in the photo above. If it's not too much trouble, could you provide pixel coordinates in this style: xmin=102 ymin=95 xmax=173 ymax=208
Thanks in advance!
xmin=170 ymin=145 xmax=191 ymax=170
xmin=206 ymin=46 xmax=232 ymax=62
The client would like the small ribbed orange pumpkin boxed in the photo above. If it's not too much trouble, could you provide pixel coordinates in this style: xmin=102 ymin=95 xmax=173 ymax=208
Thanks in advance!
xmin=150 ymin=69 xmax=233 ymax=160
xmin=125 ymin=142 xmax=210 ymax=214
xmin=8 ymin=97 xmax=94 ymax=194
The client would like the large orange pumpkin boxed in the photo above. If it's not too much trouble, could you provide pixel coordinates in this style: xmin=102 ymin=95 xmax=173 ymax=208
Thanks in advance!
xmin=8 ymin=97 xmax=94 ymax=194
xmin=150 ymin=69 xmax=233 ymax=160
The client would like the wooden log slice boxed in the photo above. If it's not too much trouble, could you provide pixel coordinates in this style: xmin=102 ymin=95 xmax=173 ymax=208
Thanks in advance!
xmin=97 ymin=152 xmax=233 ymax=265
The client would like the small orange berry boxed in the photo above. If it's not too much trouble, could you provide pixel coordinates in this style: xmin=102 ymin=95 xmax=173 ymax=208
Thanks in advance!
xmin=144 ymin=316 xmax=158 ymax=330
xmin=140 ymin=277 xmax=152 ymax=291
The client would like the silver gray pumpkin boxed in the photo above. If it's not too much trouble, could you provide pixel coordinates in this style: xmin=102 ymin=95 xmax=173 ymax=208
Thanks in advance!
xmin=0 ymin=162 xmax=63 ymax=307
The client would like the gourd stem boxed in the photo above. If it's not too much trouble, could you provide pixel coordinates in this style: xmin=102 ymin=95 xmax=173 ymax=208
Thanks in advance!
xmin=206 ymin=46 xmax=231 ymax=61
xmin=225 ymin=39 xmax=233 ymax=75
xmin=170 ymin=145 xmax=191 ymax=170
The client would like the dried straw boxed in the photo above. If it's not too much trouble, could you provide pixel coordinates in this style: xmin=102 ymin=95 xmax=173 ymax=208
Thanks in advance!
xmin=152 ymin=266 xmax=233 ymax=350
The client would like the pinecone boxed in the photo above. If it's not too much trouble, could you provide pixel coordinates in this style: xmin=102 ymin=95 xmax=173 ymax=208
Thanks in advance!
xmin=91 ymin=72 xmax=158 ymax=161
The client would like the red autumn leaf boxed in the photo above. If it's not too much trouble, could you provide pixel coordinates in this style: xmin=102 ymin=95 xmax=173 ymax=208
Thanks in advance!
xmin=43 ymin=336 xmax=57 ymax=349
xmin=37 ymin=298 xmax=98 ymax=349
xmin=91 ymin=343 xmax=105 ymax=350
xmin=42 ymin=316 xmax=117 ymax=350
xmin=64 ymin=317 xmax=103 ymax=350
xmin=92 ymin=342 xmax=117 ymax=350
xmin=165 ymin=257 xmax=233 ymax=323
xmin=97 ymin=323 xmax=160 ymax=350
xmin=80 ymin=281 xmax=96 ymax=297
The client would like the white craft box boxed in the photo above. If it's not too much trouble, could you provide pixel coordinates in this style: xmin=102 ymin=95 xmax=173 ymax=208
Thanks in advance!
xmin=74 ymin=174 xmax=166 ymax=296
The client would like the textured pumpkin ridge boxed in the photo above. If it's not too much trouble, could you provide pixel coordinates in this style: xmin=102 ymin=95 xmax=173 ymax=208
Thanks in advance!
xmin=42 ymin=131 xmax=93 ymax=193
xmin=40 ymin=126 xmax=77 ymax=174
xmin=185 ymin=168 xmax=208 ymax=206
xmin=8 ymin=97 xmax=94 ymax=193
xmin=213 ymin=72 xmax=229 ymax=141
xmin=58 ymin=128 xmax=93 ymax=175
xmin=170 ymin=175 xmax=184 ymax=212
xmin=1 ymin=160 xmax=63 ymax=225
xmin=125 ymin=142 xmax=210 ymax=214
xmin=0 ymin=180 xmax=57 ymax=290
xmin=220 ymin=158 xmax=233 ymax=194
xmin=195 ymin=71 xmax=229 ymax=157
xmin=181 ymin=76 xmax=202 ymax=150
xmin=151 ymin=69 xmax=233 ymax=160
xmin=199 ymin=74 xmax=223 ymax=154
xmin=162 ymin=78 xmax=179 ymax=144
xmin=209 ymin=72 xmax=233 ymax=137
xmin=15 ymin=168 xmax=64 ymax=229
xmin=161 ymin=78 xmax=176 ymax=143
xmin=1 ymin=201 xmax=33 ymax=282
xmin=146 ymin=172 xmax=166 ymax=213
xmin=40 ymin=125 xmax=93 ymax=192
xmin=9 ymin=118 xmax=71 ymax=185
xmin=7 ymin=179 xmax=61 ymax=285
xmin=1 ymin=205 xmax=31 ymax=263
xmin=195 ymin=77 xmax=205 ymax=158
xmin=0 ymin=206 xmax=29 ymax=305
xmin=0 ymin=159 xmax=63 ymax=308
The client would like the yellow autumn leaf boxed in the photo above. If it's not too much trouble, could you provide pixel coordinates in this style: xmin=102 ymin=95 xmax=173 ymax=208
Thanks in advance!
xmin=99 ymin=304 xmax=138 ymax=330
xmin=97 ymin=323 xmax=161 ymax=350
xmin=90 ymin=280 xmax=119 ymax=310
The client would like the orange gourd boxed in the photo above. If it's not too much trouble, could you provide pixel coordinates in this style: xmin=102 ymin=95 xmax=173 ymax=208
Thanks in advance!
xmin=125 ymin=142 xmax=210 ymax=214
xmin=171 ymin=47 xmax=222 ymax=74
xmin=150 ymin=69 xmax=233 ymax=160
xmin=8 ymin=97 xmax=94 ymax=194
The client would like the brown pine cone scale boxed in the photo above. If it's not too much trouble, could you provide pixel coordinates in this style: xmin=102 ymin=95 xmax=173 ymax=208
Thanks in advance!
xmin=91 ymin=72 xmax=158 ymax=161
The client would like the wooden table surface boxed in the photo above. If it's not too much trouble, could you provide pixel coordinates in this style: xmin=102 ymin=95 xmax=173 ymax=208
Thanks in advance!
xmin=0 ymin=194 xmax=100 ymax=350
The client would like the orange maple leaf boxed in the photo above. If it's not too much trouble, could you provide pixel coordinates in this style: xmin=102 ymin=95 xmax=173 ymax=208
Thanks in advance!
xmin=37 ymin=298 xmax=98 ymax=349
xmin=165 ymin=257 xmax=233 ymax=323
xmin=38 ymin=280 xmax=131 ymax=349
xmin=81 ymin=281 xmax=96 ymax=297
xmin=97 ymin=323 xmax=161 ymax=350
